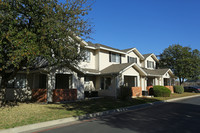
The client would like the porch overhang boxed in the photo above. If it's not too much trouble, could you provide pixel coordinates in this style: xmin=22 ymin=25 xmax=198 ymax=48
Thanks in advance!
xmin=119 ymin=63 xmax=147 ymax=76
xmin=163 ymin=69 xmax=176 ymax=78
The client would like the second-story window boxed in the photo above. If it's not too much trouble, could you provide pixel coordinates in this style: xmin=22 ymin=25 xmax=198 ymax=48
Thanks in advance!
xmin=109 ymin=52 xmax=121 ymax=63
xmin=127 ymin=56 xmax=137 ymax=63
xmin=147 ymin=61 xmax=154 ymax=68
xmin=84 ymin=50 xmax=91 ymax=62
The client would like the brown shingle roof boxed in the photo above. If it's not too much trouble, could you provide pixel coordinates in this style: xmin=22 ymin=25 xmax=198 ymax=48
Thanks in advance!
xmin=143 ymin=53 xmax=152 ymax=59
xmin=142 ymin=68 xmax=170 ymax=76
xmin=101 ymin=63 xmax=133 ymax=74
xmin=87 ymin=42 xmax=122 ymax=52
xmin=121 ymin=48 xmax=134 ymax=52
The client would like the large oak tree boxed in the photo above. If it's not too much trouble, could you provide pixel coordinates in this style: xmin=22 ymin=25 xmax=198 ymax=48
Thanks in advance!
xmin=159 ymin=44 xmax=200 ymax=85
xmin=0 ymin=0 xmax=93 ymax=105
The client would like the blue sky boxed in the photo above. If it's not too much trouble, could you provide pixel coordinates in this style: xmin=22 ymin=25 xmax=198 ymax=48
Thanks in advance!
xmin=59 ymin=0 xmax=200 ymax=55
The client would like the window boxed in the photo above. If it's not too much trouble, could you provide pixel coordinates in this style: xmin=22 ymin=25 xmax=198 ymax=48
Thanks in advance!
xmin=109 ymin=52 xmax=121 ymax=63
xmin=127 ymin=56 xmax=137 ymax=63
xmin=39 ymin=74 xmax=47 ymax=89
xmin=84 ymin=50 xmax=90 ymax=62
xmin=55 ymin=74 xmax=72 ymax=89
xmin=101 ymin=77 xmax=111 ymax=90
xmin=7 ymin=74 xmax=27 ymax=89
xmin=147 ymin=61 xmax=154 ymax=68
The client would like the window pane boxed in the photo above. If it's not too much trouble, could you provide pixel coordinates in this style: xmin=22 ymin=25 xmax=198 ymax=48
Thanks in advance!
xmin=129 ymin=57 xmax=137 ymax=63
xmin=111 ymin=53 xmax=116 ymax=62
xmin=116 ymin=54 xmax=120 ymax=63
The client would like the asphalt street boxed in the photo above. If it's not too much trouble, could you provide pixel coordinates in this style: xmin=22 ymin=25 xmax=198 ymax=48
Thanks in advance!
xmin=31 ymin=96 xmax=200 ymax=133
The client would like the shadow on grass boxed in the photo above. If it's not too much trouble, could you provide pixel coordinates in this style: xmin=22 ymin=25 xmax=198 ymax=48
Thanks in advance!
xmin=46 ymin=98 xmax=160 ymax=117
xmin=43 ymin=97 xmax=200 ymax=133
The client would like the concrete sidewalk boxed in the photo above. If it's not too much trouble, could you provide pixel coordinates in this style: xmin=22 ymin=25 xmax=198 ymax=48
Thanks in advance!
xmin=1 ymin=94 xmax=200 ymax=133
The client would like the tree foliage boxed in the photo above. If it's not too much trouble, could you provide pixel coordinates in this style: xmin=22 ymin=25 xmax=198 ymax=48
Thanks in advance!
xmin=0 ymin=0 xmax=93 ymax=104
xmin=159 ymin=44 xmax=200 ymax=85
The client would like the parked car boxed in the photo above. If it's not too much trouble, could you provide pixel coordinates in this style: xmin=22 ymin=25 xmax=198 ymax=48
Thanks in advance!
xmin=184 ymin=86 xmax=200 ymax=93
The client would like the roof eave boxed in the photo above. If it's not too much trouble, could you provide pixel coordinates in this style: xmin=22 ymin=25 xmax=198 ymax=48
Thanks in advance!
xmin=99 ymin=46 xmax=126 ymax=55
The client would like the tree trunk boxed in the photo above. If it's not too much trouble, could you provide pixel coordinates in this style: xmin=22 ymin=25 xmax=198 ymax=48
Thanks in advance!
xmin=179 ymin=78 xmax=183 ymax=85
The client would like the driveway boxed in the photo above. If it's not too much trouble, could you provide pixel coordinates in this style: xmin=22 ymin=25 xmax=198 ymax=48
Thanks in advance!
xmin=30 ymin=96 xmax=200 ymax=133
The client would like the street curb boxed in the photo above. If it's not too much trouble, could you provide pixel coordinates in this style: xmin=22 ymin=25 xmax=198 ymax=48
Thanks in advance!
xmin=1 ymin=94 xmax=200 ymax=133
xmin=164 ymin=94 xmax=200 ymax=102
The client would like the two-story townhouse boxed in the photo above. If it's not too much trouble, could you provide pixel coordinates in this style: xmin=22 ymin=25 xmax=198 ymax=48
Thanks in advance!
xmin=2 ymin=41 xmax=175 ymax=102
xmin=79 ymin=42 xmax=175 ymax=98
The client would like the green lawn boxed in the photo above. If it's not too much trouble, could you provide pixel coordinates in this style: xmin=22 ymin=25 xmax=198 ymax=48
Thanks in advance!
xmin=153 ymin=92 xmax=200 ymax=101
xmin=0 ymin=92 xmax=199 ymax=129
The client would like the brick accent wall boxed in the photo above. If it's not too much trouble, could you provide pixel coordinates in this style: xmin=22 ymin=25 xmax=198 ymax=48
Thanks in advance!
xmin=132 ymin=87 xmax=142 ymax=97
xmin=53 ymin=89 xmax=77 ymax=102
xmin=165 ymin=86 xmax=174 ymax=93
xmin=32 ymin=89 xmax=47 ymax=102
xmin=146 ymin=86 xmax=153 ymax=94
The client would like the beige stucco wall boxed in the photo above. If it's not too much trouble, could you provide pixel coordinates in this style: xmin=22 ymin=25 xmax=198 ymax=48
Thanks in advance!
xmin=99 ymin=50 xmax=120 ymax=71
xmin=122 ymin=67 xmax=140 ymax=76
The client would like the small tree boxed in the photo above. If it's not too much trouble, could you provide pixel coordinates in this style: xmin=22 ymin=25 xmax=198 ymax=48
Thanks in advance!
xmin=159 ymin=44 xmax=200 ymax=85
xmin=0 ymin=0 xmax=93 ymax=105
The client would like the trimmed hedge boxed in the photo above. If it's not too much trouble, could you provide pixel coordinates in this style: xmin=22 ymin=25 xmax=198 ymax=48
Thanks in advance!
xmin=153 ymin=85 xmax=171 ymax=97
xmin=174 ymin=86 xmax=184 ymax=94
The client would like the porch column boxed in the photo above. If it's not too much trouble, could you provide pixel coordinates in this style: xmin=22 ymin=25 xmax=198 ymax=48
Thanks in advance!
xmin=47 ymin=72 xmax=55 ymax=102
xmin=74 ymin=74 xmax=85 ymax=100
xmin=135 ymin=76 xmax=138 ymax=87
xmin=144 ymin=77 xmax=147 ymax=91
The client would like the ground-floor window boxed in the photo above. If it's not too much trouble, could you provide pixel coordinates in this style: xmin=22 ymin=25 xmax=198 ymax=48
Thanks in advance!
xmin=147 ymin=77 xmax=154 ymax=86
xmin=55 ymin=74 xmax=72 ymax=89
xmin=164 ymin=78 xmax=171 ymax=86
xmin=101 ymin=77 xmax=111 ymax=90
xmin=39 ymin=74 xmax=47 ymax=89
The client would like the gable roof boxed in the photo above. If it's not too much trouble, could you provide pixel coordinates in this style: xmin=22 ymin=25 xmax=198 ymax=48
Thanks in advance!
xmin=101 ymin=63 xmax=147 ymax=76
xmin=143 ymin=53 xmax=159 ymax=62
xmin=86 ymin=42 xmax=126 ymax=54
xmin=121 ymin=48 xmax=133 ymax=52
xmin=143 ymin=54 xmax=152 ymax=59
xmin=121 ymin=47 xmax=145 ymax=60
xmin=142 ymin=68 xmax=175 ymax=77
xmin=101 ymin=63 xmax=133 ymax=74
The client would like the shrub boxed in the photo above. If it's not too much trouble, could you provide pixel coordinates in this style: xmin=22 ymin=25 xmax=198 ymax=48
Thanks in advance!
xmin=118 ymin=86 xmax=132 ymax=100
xmin=174 ymin=86 xmax=184 ymax=94
xmin=153 ymin=85 xmax=171 ymax=97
